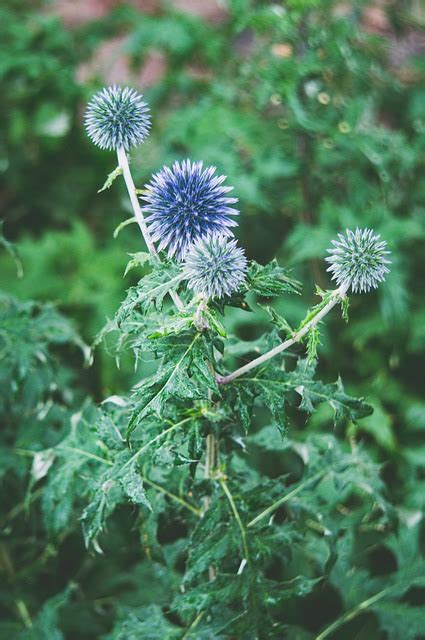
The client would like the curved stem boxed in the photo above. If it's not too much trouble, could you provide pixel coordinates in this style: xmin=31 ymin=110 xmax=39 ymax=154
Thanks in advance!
xmin=218 ymin=285 xmax=348 ymax=385
xmin=116 ymin=147 xmax=184 ymax=311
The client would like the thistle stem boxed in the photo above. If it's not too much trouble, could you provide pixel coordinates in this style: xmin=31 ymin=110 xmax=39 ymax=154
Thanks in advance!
xmin=204 ymin=430 xmax=218 ymax=581
xmin=218 ymin=284 xmax=348 ymax=385
xmin=117 ymin=147 xmax=156 ymax=255
xmin=116 ymin=147 xmax=184 ymax=311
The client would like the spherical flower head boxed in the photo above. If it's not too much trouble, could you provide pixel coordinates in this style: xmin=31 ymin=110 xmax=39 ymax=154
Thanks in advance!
xmin=141 ymin=160 xmax=239 ymax=260
xmin=183 ymin=235 xmax=248 ymax=300
xmin=325 ymin=227 xmax=390 ymax=293
xmin=85 ymin=86 xmax=150 ymax=151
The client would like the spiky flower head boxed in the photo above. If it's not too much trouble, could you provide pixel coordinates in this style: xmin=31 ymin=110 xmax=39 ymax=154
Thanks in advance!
xmin=183 ymin=235 xmax=248 ymax=300
xmin=326 ymin=228 xmax=390 ymax=293
xmin=85 ymin=86 xmax=150 ymax=151
xmin=141 ymin=160 xmax=239 ymax=260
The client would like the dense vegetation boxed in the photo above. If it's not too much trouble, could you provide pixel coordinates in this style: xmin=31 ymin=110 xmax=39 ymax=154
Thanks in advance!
xmin=0 ymin=1 xmax=424 ymax=638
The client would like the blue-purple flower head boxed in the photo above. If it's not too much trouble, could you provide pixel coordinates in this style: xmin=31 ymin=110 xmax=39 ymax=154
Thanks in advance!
xmin=141 ymin=160 xmax=239 ymax=260
xmin=326 ymin=228 xmax=390 ymax=293
xmin=183 ymin=235 xmax=248 ymax=300
xmin=85 ymin=86 xmax=150 ymax=151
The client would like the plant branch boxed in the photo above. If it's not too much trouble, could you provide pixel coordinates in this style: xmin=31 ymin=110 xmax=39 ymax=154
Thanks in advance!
xmin=142 ymin=476 xmax=201 ymax=516
xmin=183 ymin=611 xmax=206 ymax=639
xmin=219 ymin=476 xmax=260 ymax=638
xmin=219 ymin=477 xmax=249 ymax=564
xmin=218 ymin=284 xmax=348 ymax=385
xmin=116 ymin=147 xmax=184 ymax=311
xmin=122 ymin=416 xmax=193 ymax=471
xmin=117 ymin=147 xmax=157 ymax=255
xmin=315 ymin=584 xmax=397 ymax=640
xmin=247 ymin=469 xmax=326 ymax=528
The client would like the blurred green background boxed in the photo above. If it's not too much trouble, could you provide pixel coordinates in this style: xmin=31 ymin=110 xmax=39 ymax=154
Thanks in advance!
xmin=1 ymin=0 xmax=425 ymax=636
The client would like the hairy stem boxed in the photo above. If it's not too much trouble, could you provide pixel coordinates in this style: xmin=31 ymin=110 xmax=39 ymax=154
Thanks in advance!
xmin=218 ymin=284 xmax=348 ymax=385
xmin=116 ymin=147 xmax=184 ymax=311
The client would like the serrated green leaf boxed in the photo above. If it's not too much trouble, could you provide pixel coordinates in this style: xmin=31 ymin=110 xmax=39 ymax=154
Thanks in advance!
xmin=97 ymin=165 xmax=122 ymax=193
xmin=247 ymin=260 xmax=301 ymax=297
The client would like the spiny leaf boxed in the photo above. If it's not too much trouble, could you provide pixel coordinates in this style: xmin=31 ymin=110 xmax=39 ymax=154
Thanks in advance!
xmin=116 ymin=261 xmax=183 ymax=323
xmin=306 ymin=325 xmax=321 ymax=364
xmin=97 ymin=164 xmax=122 ymax=193
xmin=123 ymin=250 xmax=150 ymax=275
xmin=80 ymin=450 xmax=151 ymax=549
xmin=247 ymin=260 xmax=301 ymax=297
xmin=128 ymin=332 xmax=218 ymax=439
xmin=260 ymin=304 xmax=294 ymax=336
xmin=104 ymin=605 xmax=181 ymax=640
xmin=225 ymin=359 xmax=373 ymax=434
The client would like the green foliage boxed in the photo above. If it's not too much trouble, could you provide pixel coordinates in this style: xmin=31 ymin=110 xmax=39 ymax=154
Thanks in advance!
xmin=1 ymin=1 xmax=425 ymax=638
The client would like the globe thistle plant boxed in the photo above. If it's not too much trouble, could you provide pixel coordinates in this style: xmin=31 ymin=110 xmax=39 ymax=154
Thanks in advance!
xmin=85 ymin=86 xmax=151 ymax=151
xmin=141 ymin=160 xmax=239 ymax=259
xmin=183 ymin=235 xmax=248 ymax=300
xmin=326 ymin=228 xmax=390 ymax=293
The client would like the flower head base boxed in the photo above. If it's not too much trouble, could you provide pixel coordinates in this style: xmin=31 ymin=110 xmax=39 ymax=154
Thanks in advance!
xmin=141 ymin=160 xmax=239 ymax=260
xmin=85 ymin=86 xmax=150 ymax=151
xmin=183 ymin=235 xmax=248 ymax=300
xmin=326 ymin=228 xmax=390 ymax=293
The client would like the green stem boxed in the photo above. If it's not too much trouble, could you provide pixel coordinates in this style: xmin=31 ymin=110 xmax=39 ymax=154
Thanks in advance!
xmin=58 ymin=446 xmax=113 ymax=466
xmin=122 ymin=416 xmax=192 ymax=471
xmin=116 ymin=146 xmax=184 ymax=311
xmin=219 ymin=477 xmax=249 ymax=563
xmin=315 ymin=585 xmax=397 ymax=640
xmin=183 ymin=611 xmax=206 ymax=639
xmin=220 ymin=477 xmax=260 ymax=639
xmin=16 ymin=599 xmax=33 ymax=629
xmin=142 ymin=476 xmax=201 ymax=516
xmin=247 ymin=469 xmax=326 ymax=528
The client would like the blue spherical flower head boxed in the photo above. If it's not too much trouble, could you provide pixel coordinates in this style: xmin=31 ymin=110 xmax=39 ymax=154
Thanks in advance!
xmin=183 ymin=235 xmax=248 ymax=300
xmin=85 ymin=86 xmax=150 ymax=151
xmin=326 ymin=228 xmax=390 ymax=293
xmin=141 ymin=160 xmax=239 ymax=259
